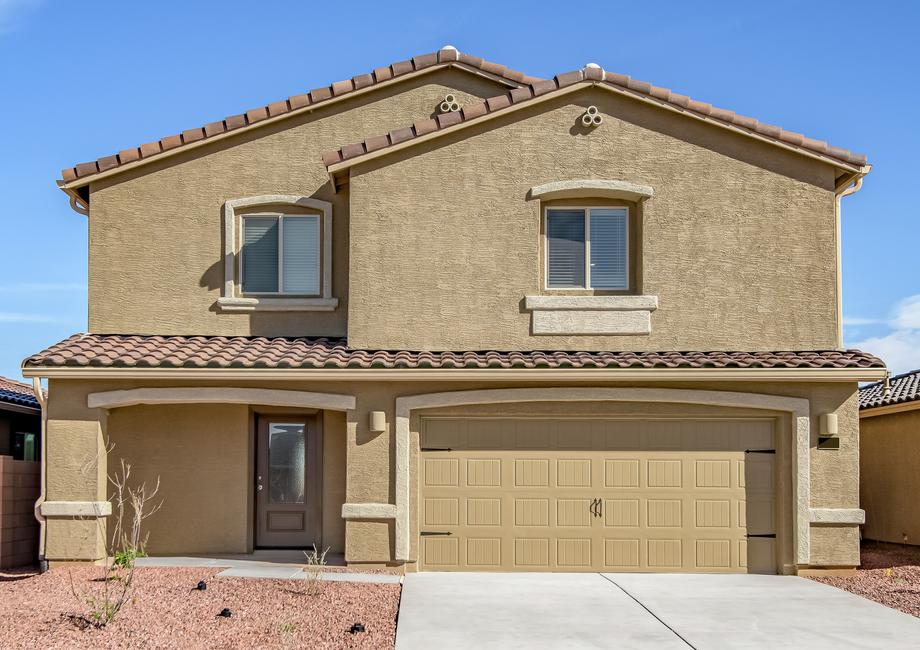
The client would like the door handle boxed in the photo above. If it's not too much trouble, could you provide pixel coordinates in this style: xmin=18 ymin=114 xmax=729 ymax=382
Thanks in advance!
xmin=597 ymin=498 xmax=603 ymax=519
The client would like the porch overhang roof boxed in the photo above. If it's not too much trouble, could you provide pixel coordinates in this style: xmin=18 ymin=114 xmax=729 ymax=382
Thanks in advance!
xmin=22 ymin=333 xmax=886 ymax=382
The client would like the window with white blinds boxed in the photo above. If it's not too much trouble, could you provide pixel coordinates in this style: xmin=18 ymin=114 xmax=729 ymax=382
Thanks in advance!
xmin=546 ymin=207 xmax=628 ymax=290
xmin=241 ymin=214 xmax=321 ymax=295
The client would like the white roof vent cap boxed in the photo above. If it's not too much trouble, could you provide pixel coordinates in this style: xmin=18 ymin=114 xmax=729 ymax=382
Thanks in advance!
xmin=441 ymin=44 xmax=458 ymax=51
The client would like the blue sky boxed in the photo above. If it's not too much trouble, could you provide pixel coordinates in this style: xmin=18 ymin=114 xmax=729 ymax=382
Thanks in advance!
xmin=0 ymin=0 xmax=917 ymax=382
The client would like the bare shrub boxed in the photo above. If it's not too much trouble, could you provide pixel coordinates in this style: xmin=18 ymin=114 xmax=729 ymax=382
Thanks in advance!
xmin=69 ymin=456 xmax=162 ymax=628
xmin=302 ymin=544 xmax=330 ymax=596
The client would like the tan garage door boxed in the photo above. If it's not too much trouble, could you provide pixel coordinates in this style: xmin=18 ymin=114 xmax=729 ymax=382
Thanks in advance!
xmin=419 ymin=418 xmax=775 ymax=573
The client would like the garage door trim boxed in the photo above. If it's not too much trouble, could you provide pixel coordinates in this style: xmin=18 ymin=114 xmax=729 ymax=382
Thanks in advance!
xmin=394 ymin=387 xmax=811 ymax=566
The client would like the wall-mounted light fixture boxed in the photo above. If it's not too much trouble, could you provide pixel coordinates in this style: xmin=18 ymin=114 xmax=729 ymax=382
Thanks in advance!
xmin=369 ymin=411 xmax=387 ymax=433
xmin=818 ymin=413 xmax=840 ymax=449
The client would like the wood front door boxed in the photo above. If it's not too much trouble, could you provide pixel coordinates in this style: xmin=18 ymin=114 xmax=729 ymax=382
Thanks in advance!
xmin=255 ymin=416 xmax=322 ymax=548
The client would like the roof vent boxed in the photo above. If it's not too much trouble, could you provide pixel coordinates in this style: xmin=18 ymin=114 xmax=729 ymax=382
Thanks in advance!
xmin=441 ymin=44 xmax=458 ymax=52
xmin=585 ymin=62 xmax=604 ymax=73
xmin=439 ymin=94 xmax=461 ymax=113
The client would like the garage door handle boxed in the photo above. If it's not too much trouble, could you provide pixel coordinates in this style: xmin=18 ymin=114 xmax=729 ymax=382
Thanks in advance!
xmin=746 ymin=533 xmax=776 ymax=538
xmin=420 ymin=531 xmax=452 ymax=536
xmin=589 ymin=498 xmax=603 ymax=518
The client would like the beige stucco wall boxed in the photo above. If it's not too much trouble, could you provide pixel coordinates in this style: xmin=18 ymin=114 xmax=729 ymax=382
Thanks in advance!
xmin=107 ymin=404 xmax=251 ymax=554
xmin=86 ymin=67 xmax=511 ymax=337
xmin=860 ymin=407 xmax=920 ymax=545
xmin=43 ymin=377 xmax=859 ymax=569
xmin=347 ymin=86 xmax=840 ymax=351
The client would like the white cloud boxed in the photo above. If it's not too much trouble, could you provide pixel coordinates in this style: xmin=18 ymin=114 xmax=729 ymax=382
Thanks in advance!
xmin=847 ymin=293 xmax=920 ymax=376
xmin=0 ymin=312 xmax=57 ymax=323
xmin=849 ymin=330 xmax=920 ymax=377
xmin=0 ymin=282 xmax=87 ymax=293
xmin=0 ymin=0 xmax=42 ymax=33
xmin=891 ymin=294 xmax=920 ymax=330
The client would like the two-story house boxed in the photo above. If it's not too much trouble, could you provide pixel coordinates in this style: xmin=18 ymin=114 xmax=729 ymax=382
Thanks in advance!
xmin=24 ymin=47 xmax=884 ymax=575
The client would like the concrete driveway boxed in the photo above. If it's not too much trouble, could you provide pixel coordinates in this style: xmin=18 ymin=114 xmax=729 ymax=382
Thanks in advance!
xmin=396 ymin=573 xmax=920 ymax=649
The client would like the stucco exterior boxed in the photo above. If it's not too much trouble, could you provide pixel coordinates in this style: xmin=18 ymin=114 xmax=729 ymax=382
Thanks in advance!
xmin=30 ymin=54 xmax=875 ymax=574
xmin=41 ymin=377 xmax=861 ymax=572
xmin=860 ymin=407 xmax=920 ymax=545
xmin=86 ymin=67 xmax=512 ymax=337
xmin=347 ymin=87 xmax=839 ymax=351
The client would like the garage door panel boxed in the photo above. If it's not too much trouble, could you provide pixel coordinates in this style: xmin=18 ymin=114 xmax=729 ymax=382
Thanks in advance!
xmin=605 ymin=498 xmax=640 ymax=527
xmin=557 ymin=458 xmax=592 ymax=487
xmin=605 ymin=459 xmax=640 ymax=487
xmin=466 ymin=459 xmax=502 ymax=486
xmin=419 ymin=417 xmax=776 ymax=573
xmin=647 ymin=459 xmax=682 ymax=488
xmin=557 ymin=498 xmax=593 ymax=527
xmin=467 ymin=498 xmax=502 ymax=526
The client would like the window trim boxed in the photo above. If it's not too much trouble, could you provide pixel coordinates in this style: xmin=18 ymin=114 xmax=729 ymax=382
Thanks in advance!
xmin=543 ymin=205 xmax=630 ymax=291
xmin=219 ymin=195 xmax=337 ymax=312
xmin=240 ymin=212 xmax=322 ymax=297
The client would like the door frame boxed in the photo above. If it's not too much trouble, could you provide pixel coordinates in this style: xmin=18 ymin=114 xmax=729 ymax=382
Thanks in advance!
xmin=253 ymin=412 xmax=324 ymax=549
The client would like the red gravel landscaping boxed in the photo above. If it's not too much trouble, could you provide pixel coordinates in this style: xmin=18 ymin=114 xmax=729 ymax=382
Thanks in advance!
xmin=0 ymin=566 xmax=400 ymax=649
xmin=809 ymin=541 xmax=920 ymax=618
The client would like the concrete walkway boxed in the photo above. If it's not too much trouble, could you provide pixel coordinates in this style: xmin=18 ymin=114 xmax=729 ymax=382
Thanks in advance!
xmin=135 ymin=554 xmax=402 ymax=584
xmin=396 ymin=572 xmax=920 ymax=649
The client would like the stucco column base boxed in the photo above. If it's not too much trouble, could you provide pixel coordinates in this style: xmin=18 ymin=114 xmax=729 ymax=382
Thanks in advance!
xmin=44 ymin=517 xmax=107 ymax=563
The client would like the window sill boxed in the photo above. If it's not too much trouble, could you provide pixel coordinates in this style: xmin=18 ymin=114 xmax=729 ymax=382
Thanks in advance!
xmin=524 ymin=295 xmax=657 ymax=335
xmin=217 ymin=296 xmax=339 ymax=312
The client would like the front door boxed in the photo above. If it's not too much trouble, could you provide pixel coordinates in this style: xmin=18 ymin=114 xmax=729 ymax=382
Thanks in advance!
xmin=255 ymin=416 xmax=322 ymax=548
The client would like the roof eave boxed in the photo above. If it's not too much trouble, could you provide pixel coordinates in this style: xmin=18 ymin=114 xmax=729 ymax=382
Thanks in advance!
xmin=859 ymin=399 xmax=920 ymax=418
xmin=21 ymin=365 xmax=886 ymax=382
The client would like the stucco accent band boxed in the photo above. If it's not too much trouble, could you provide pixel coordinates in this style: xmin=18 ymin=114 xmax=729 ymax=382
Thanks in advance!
xmin=525 ymin=296 xmax=659 ymax=336
xmin=341 ymin=503 xmax=397 ymax=519
xmin=215 ymin=297 xmax=339 ymax=312
xmin=394 ymin=387 xmax=811 ymax=565
xmin=528 ymin=179 xmax=654 ymax=201
xmin=41 ymin=501 xmax=112 ymax=517
xmin=809 ymin=508 xmax=865 ymax=524
xmin=87 ymin=387 xmax=357 ymax=411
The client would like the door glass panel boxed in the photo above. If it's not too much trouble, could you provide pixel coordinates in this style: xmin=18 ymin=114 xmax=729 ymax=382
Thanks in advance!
xmin=268 ymin=422 xmax=305 ymax=504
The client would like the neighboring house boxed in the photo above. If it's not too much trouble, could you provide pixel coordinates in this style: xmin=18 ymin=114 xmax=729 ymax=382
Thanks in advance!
xmin=0 ymin=376 xmax=41 ymax=568
xmin=22 ymin=47 xmax=885 ymax=575
xmin=859 ymin=370 xmax=920 ymax=546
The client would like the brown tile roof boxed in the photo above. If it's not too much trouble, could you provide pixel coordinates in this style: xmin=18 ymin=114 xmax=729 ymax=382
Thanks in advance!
xmin=323 ymin=66 xmax=868 ymax=170
xmin=60 ymin=48 xmax=539 ymax=185
xmin=859 ymin=369 xmax=920 ymax=410
xmin=23 ymin=334 xmax=884 ymax=372
xmin=0 ymin=376 xmax=40 ymax=410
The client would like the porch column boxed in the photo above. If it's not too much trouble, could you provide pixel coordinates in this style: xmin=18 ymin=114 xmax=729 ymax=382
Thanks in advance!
xmin=42 ymin=382 xmax=109 ymax=563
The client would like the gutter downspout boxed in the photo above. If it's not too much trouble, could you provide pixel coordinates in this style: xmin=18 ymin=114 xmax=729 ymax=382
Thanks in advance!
xmin=32 ymin=377 xmax=49 ymax=573
xmin=834 ymin=170 xmax=868 ymax=348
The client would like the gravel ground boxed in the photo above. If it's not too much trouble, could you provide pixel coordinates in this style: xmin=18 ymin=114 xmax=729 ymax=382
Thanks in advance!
xmin=809 ymin=541 xmax=920 ymax=618
xmin=0 ymin=566 xmax=400 ymax=649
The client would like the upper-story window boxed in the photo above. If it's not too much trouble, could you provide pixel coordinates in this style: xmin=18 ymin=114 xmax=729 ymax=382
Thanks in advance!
xmin=546 ymin=207 xmax=628 ymax=290
xmin=218 ymin=195 xmax=337 ymax=312
xmin=242 ymin=214 xmax=321 ymax=295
